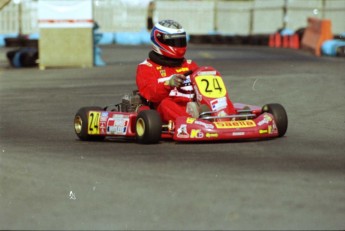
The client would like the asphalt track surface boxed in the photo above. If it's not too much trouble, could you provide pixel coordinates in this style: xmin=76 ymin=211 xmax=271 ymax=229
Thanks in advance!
xmin=0 ymin=45 xmax=344 ymax=230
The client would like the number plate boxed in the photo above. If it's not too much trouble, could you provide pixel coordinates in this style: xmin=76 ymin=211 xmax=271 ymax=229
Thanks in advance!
xmin=195 ymin=75 xmax=227 ymax=98
xmin=88 ymin=111 xmax=101 ymax=135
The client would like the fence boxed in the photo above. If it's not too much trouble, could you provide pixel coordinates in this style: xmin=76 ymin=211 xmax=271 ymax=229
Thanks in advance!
xmin=0 ymin=0 xmax=344 ymax=36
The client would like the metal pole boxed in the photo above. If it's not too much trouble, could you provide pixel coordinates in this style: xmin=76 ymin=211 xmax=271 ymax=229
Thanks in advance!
xmin=249 ymin=8 xmax=253 ymax=35
xmin=283 ymin=0 xmax=288 ymax=29
xmin=0 ymin=0 xmax=11 ymax=11
xmin=213 ymin=0 xmax=218 ymax=33
xmin=18 ymin=1 xmax=22 ymax=35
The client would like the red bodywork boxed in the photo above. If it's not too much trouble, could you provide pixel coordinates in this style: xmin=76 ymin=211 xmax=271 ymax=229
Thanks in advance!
xmin=87 ymin=102 xmax=279 ymax=142
xmin=172 ymin=111 xmax=278 ymax=141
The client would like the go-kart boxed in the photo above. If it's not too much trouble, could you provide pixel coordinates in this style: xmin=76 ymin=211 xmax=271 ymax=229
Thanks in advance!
xmin=74 ymin=66 xmax=288 ymax=144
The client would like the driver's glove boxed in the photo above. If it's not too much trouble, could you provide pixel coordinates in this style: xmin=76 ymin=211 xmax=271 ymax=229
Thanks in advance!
xmin=166 ymin=74 xmax=186 ymax=88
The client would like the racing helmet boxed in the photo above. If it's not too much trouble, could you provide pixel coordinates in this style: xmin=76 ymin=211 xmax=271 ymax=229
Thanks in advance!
xmin=151 ymin=20 xmax=187 ymax=59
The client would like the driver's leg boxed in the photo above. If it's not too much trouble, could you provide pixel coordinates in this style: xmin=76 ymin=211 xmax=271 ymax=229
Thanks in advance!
xmin=157 ymin=97 xmax=189 ymax=122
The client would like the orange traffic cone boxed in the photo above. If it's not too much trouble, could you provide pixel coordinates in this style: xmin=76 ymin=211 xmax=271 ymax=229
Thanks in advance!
xmin=269 ymin=34 xmax=275 ymax=47
xmin=290 ymin=34 xmax=300 ymax=49
xmin=283 ymin=35 xmax=289 ymax=48
xmin=274 ymin=33 xmax=281 ymax=48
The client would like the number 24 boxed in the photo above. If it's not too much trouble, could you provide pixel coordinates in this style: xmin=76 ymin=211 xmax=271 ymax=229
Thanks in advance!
xmin=201 ymin=78 xmax=223 ymax=93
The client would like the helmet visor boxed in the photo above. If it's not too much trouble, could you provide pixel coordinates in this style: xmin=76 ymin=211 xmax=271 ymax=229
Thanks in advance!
xmin=157 ymin=32 xmax=187 ymax=47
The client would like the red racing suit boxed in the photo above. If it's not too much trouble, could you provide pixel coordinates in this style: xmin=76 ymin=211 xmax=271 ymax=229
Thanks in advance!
xmin=136 ymin=58 xmax=199 ymax=122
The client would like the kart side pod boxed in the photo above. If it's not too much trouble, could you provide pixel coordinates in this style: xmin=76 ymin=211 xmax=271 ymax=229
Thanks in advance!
xmin=74 ymin=106 xmax=163 ymax=144
xmin=74 ymin=103 xmax=288 ymax=144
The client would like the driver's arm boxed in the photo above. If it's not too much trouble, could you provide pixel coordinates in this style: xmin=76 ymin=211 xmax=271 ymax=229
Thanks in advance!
xmin=136 ymin=63 xmax=171 ymax=103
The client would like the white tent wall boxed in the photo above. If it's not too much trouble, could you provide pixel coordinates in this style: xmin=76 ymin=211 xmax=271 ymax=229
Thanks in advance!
xmin=0 ymin=0 xmax=344 ymax=36
xmin=252 ymin=0 xmax=285 ymax=34
xmin=216 ymin=1 xmax=253 ymax=35
xmin=0 ymin=1 xmax=19 ymax=34
xmin=324 ymin=0 xmax=345 ymax=34
xmin=286 ymin=0 xmax=323 ymax=31
xmin=111 ymin=1 xmax=147 ymax=32
xmin=155 ymin=1 xmax=215 ymax=35
xmin=21 ymin=0 xmax=38 ymax=34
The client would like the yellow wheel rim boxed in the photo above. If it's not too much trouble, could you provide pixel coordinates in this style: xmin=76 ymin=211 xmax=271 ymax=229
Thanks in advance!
xmin=136 ymin=118 xmax=145 ymax=137
xmin=74 ymin=116 xmax=83 ymax=134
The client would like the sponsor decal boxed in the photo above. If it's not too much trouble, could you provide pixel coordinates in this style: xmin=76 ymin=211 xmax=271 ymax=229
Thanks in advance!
xmin=257 ymin=114 xmax=273 ymax=126
xmin=176 ymin=67 xmax=189 ymax=73
xmin=186 ymin=118 xmax=215 ymax=129
xmin=190 ymin=129 xmax=204 ymax=138
xmin=112 ymin=114 xmax=126 ymax=118
xmin=211 ymin=97 xmax=227 ymax=111
xmin=198 ymin=71 xmax=217 ymax=76
xmin=186 ymin=118 xmax=196 ymax=124
xmin=160 ymin=69 xmax=166 ymax=77
xmin=214 ymin=120 xmax=256 ymax=129
xmin=233 ymin=132 xmax=245 ymax=136
xmin=99 ymin=121 xmax=107 ymax=134
xmin=177 ymin=124 xmax=189 ymax=138
xmin=100 ymin=112 xmax=108 ymax=122
xmin=206 ymin=133 xmax=218 ymax=138
xmin=259 ymin=130 xmax=268 ymax=134
xmin=268 ymin=125 xmax=272 ymax=134
xmin=106 ymin=116 xmax=129 ymax=135
xmin=194 ymin=120 xmax=214 ymax=129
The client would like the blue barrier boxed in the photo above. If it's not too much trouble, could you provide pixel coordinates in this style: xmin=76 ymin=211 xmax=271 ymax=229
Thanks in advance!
xmin=0 ymin=33 xmax=19 ymax=47
xmin=94 ymin=33 xmax=102 ymax=44
xmin=93 ymin=32 xmax=106 ymax=66
xmin=97 ymin=32 xmax=114 ymax=45
xmin=94 ymin=46 xmax=106 ymax=66
xmin=140 ymin=29 xmax=151 ymax=45
xmin=114 ymin=29 xmax=154 ymax=45
xmin=28 ymin=33 xmax=40 ymax=40
xmin=0 ymin=35 xmax=4 ymax=47
xmin=280 ymin=28 xmax=294 ymax=36
xmin=114 ymin=32 xmax=142 ymax=45
xmin=321 ymin=39 xmax=345 ymax=56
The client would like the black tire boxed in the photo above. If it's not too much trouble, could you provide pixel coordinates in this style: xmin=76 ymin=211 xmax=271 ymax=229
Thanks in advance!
xmin=74 ymin=106 xmax=105 ymax=141
xmin=262 ymin=103 xmax=288 ymax=137
xmin=136 ymin=110 xmax=162 ymax=144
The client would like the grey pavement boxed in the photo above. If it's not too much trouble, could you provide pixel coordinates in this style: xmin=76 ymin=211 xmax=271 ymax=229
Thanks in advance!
xmin=0 ymin=45 xmax=344 ymax=230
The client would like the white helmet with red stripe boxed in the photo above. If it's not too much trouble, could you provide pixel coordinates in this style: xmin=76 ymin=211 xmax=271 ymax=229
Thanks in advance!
xmin=151 ymin=20 xmax=187 ymax=59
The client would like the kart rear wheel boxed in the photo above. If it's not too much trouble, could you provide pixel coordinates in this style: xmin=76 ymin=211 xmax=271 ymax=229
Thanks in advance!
xmin=74 ymin=106 xmax=105 ymax=141
xmin=136 ymin=110 xmax=162 ymax=144
xmin=262 ymin=103 xmax=288 ymax=137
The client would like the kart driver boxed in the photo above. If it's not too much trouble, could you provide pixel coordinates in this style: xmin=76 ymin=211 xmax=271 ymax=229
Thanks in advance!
xmin=136 ymin=19 xmax=200 ymax=122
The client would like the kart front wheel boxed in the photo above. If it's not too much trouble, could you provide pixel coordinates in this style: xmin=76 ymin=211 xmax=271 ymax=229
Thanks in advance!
xmin=74 ymin=106 xmax=105 ymax=141
xmin=136 ymin=110 xmax=162 ymax=144
xmin=262 ymin=103 xmax=288 ymax=137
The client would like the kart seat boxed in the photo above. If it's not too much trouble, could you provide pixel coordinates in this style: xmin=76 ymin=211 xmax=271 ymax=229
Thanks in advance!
xmin=134 ymin=90 xmax=155 ymax=109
